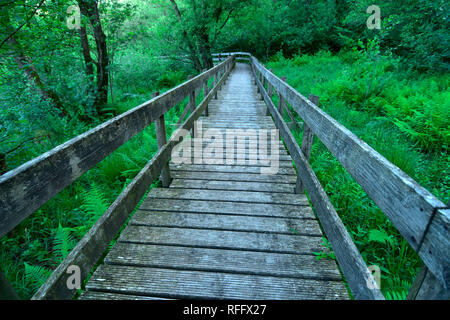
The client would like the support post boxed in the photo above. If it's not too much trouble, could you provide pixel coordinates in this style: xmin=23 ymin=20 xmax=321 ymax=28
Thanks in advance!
xmin=214 ymin=73 xmax=218 ymax=99
xmin=153 ymin=91 xmax=171 ymax=187
xmin=188 ymin=75 xmax=196 ymax=136
xmin=203 ymin=69 xmax=209 ymax=117
xmin=266 ymin=69 xmax=273 ymax=116
xmin=278 ymin=76 xmax=287 ymax=114
xmin=295 ymin=94 xmax=319 ymax=194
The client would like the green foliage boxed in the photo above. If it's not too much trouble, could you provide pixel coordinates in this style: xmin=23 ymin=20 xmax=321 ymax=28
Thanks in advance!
xmin=54 ymin=224 xmax=77 ymax=260
xmin=267 ymin=48 xmax=447 ymax=299
xmin=313 ymin=238 xmax=336 ymax=261
xmin=24 ymin=262 xmax=51 ymax=293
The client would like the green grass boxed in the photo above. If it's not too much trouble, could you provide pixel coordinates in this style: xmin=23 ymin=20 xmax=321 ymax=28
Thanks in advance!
xmin=266 ymin=47 xmax=449 ymax=299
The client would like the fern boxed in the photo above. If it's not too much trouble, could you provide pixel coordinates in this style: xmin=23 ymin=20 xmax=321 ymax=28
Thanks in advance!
xmin=24 ymin=262 xmax=51 ymax=292
xmin=80 ymin=184 xmax=109 ymax=225
xmin=384 ymin=276 xmax=412 ymax=300
xmin=54 ymin=224 xmax=77 ymax=261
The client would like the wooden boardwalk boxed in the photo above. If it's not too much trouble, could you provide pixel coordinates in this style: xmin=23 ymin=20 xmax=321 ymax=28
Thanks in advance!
xmin=79 ymin=63 xmax=349 ymax=300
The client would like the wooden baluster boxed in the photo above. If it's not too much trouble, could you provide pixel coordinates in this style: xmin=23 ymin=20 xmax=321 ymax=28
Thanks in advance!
xmin=214 ymin=73 xmax=218 ymax=99
xmin=266 ymin=69 xmax=273 ymax=116
xmin=188 ymin=75 xmax=196 ymax=136
xmin=203 ymin=69 xmax=209 ymax=116
xmin=152 ymin=91 xmax=171 ymax=187
xmin=295 ymin=94 xmax=319 ymax=194
xmin=278 ymin=76 xmax=287 ymax=114
xmin=261 ymin=76 xmax=265 ymax=101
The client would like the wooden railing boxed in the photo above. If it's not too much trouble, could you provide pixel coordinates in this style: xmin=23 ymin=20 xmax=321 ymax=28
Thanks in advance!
xmin=0 ymin=56 xmax=236 ymax=299
xmin=234 ymin=52 xmax=448 ymax=300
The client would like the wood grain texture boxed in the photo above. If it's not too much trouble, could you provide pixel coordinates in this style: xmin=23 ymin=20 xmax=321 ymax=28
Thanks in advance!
xmin=130 ymin=210 xmax=320 ymax=235
xmin=139 ymin=198 xmax=315 ymax=219
xmin=146 ymin=188 xmax=309 ymax=206
xmin=85 ymin=265 xmax=348 ymax=299
xmin=105 ymin=243 xmax=342 ymax=280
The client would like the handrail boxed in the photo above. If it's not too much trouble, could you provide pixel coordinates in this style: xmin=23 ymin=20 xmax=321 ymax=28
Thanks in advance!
xmin=247 ymin=53 xmax=448 ymax=299
xmin=0 ymin=55 xmax=235 ymax=299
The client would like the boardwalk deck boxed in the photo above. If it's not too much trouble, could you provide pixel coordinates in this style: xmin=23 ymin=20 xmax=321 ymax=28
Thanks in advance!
xmin=79 ymin=63 xmax=349 ymax=300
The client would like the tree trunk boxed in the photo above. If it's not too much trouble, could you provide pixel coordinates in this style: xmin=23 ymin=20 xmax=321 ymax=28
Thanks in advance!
xmin=78 ymin=0 xmax=109 ymax=111
xmin=79 ymin=26 xmax=94 ymax=77
xmin=169 ymin=0 xmax=203 ymax=71
xmin=7 ymin=36 xmax=67 ymax=117
xmin=198 ymin=30 xmax=213 ymax=70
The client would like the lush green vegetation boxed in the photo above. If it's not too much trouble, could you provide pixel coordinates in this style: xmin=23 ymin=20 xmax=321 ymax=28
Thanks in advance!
xmin=266 ymin=43 xmax=448 ymax=299
xmin=0 ymin=0 xmax=448 ymax=299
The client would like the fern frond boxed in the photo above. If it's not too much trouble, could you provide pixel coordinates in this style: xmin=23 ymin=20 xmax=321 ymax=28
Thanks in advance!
xmin=54 ymin=223 xmax=77 ymax=261
xmin=24 ymin=262 xmax=51 ymax=292
xmin=80 ymin=184 xmax=109 ymax=225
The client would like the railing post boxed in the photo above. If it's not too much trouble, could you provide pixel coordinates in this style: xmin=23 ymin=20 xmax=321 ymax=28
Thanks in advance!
xmin=278 ymin=76 xmax=287 ymax=114
xmin=203 ymin=69 xmax=209 ymax=117
xmin=295 ymin=94 xmax=319 ymax=194
xmin=188 ymin=75 xmax=196 ymax=136
xmin=152 ymin=91 xmax=171 ymax=187
xmin=266 ymin=69 xmax=273 ymax=116
xmin=261 ymin=76 xmax=265 ymax=101
xmin=214 ymin=73 xmax=218 ymax=99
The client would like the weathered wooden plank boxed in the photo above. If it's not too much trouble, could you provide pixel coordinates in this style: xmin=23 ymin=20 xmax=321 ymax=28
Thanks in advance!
xmin=169 ymin=164 xmax=295 ymax=175
xmin=85 ymin=265 xmax=348 ymax=299
xmin=105 ymin=243 xmax=341 ymax=280
xmin=130 ymin=210 xmax=319 ymax=234
xmin=170 ymin=179 xmax=295 ymax=193
xmin=118 ymin=226 xmax=322 ymax=255
xmin=187 ymin=145 xmax=289 ymax=155
xmin=147 ymin=188 xmax=309 ymax=206
xmin=0 ymin=56 xmax=235 ymax=238
xmin=253 ymin=63 xmax=384 ymax=300
xmin=253 ymin=57 xmax=448 ymax=288
xmin=139 ymin=198 xmax=315 ymax=219
xmin=79 ymin=291 xmax=169 ymax=300
xmin=171 ymin=171 xmax=296 ymax=184
xmin=173 ymin=158 xmax=294 ymax=168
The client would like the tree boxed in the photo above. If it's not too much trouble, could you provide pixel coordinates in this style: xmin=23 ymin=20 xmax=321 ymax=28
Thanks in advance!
xmin=167 ymin=0 xmax=245 ymax=71
xmin=77 ymin=0 xmax=110 ymax=112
